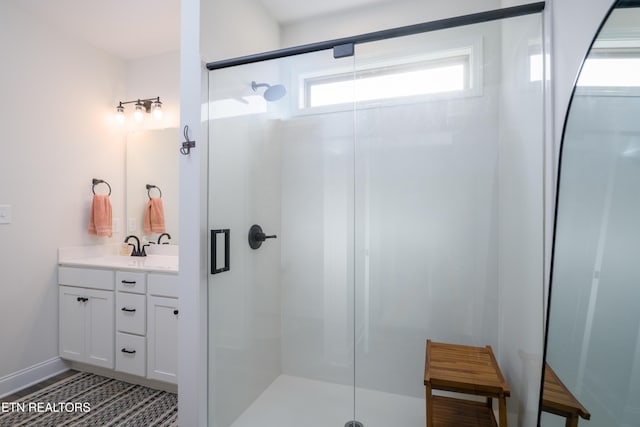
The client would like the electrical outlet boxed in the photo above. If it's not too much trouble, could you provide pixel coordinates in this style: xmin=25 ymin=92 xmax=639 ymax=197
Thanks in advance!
xmin=0 ymin=205 xmax=11 ymax=224
xmin=113 ymin=218 xmax=121 ymax=234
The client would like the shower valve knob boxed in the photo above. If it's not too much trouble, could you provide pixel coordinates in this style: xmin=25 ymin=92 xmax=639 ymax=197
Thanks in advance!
xmin=248 ymin=224 xmax=277 ymax=249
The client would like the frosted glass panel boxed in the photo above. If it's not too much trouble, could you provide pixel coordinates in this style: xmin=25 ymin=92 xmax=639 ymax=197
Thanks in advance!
xmin=543 ymin=3 xmax=640 ymax=426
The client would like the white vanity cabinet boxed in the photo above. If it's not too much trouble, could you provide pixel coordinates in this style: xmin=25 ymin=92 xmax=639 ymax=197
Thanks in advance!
xmin=58 ymin=267 xmax=115 ymax=369
xmin=58 ymin=264 xmax=178 ymax=384
xmin=147 ymin=274 xmax=179 ymax=384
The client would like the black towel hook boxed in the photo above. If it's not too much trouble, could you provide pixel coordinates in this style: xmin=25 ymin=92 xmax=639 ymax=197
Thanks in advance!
xmin=146 ymin=184 xmax=162 ymax=199
xmin=92 ymin=178 xmax=111 ymax=196
xmin=180 ymin=125 xmax=195 ymax=155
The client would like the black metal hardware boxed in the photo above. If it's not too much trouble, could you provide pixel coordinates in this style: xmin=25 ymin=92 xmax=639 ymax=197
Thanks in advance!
xmin=121 ymin=307 xmax=136 ymax=312
xmin=121 ymin=280 xmax=136 ymax=285
xmin=124 ymin=235 xmax=146 ymax=257
xmin=116 ymin=97 xmax=160 ymax=113
xmin=206 ymin=2 xmax=545 ymax=71
xmin=146 ymin=184 xmax=162 ymax=199
xmin=157 ymin=233 xmax=171 ymax=245
xmin=211 ymin=229 xmax=230 ymax=274
xmin=92 ymin=178 xmax=111 ymax=196
xmin=334 ymin=43 xmax=354 ymax=58
xmin=180 ymin=125 xmax=196 ymax=155
xmin=248 ymin=224 xmax=277 ymax=249
xmin=121 ymin=348 xmax=136 ymax=354
xmin=173 ymin=309 xmax=179 ymax=315
xmin=76 ymin=297 xmax=88 ymax=302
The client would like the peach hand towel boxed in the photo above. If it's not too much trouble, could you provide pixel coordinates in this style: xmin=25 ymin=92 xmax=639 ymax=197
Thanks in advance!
xmin=88 ymin=194 xmax=113 ymax=237
xmin=144 ymin=197 xmax=166 ymax=234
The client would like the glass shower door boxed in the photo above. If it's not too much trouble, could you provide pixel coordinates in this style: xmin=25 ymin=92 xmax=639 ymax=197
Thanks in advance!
xmin=351 ymin=11 xmax=544 ymax=427
xmin=207 ymin=49 xmax=357 ymax=427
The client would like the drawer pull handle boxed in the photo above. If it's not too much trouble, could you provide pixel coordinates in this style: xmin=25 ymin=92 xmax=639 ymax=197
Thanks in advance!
xmin=121 ymin=280 xmax=136 ymax=285
xmin=121 ymin=307 xmax=137 ymax=313
xmin=76 ymin=297 xmax=88 ymax=302
xmin=121 ymin=348 xmax=136 ymax=354
xmin=173 ymin=309 xmax=179 ymax=315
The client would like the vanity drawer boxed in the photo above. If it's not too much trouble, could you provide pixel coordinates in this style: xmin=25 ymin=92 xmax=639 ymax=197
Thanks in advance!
xmin=116 ymin=292 xmax=146 ymax=335
xmin=58 ymin=267 xmax=114 ymax=291
xmin=116 ymin=333 xmax=146 ymax=377
xmin=148 ymin=273 xmax=178 ymax=298
xmin=116 ymin=271 xmax=146 ymax=294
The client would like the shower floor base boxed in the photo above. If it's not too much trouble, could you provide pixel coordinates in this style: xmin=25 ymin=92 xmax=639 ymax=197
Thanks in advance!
xmin=230 ymin=375 xmax=425 ymax=427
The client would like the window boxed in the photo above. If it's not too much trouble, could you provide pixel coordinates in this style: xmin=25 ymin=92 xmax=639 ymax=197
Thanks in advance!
xmin=577 ymin=56 xmax=640 ymax=87
xmin=300 ymin=47 xmax=475 ymax=110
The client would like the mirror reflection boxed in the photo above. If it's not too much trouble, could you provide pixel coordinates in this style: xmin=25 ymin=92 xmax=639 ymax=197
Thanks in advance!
xmin=542 ymin=2 xmax=640 ymax=426
xmin=126 ymin=128 xmax=179 ymax=244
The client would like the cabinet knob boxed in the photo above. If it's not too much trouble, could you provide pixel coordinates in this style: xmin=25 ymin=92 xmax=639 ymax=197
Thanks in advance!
xmin=121 ymin=307 xmax=137 ymax=313
xmin=76 ymin=297 xmax=88 ymax=302
xmin=121 ymin=280 xmax=136 ymax=286
xmin=121 ymin=348 xmax=136 ymax=354
xmin=173 ymin=309 xmax=179 ymax=316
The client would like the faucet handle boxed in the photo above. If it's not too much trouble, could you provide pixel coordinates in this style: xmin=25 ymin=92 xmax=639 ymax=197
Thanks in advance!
xmin=141 ymin=243 xmax=150 ymax=257
xmin=128 ymin=243 xmax=140 ymax=256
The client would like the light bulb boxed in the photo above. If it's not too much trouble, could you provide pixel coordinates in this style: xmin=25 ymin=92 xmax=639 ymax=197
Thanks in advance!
xmin=134 ymin=102 xmax=144 ymax=122
xmin=115 ymin=105 xmax=125 ymax=124
xmin=152 ymin=99 xmax=163 ymax=120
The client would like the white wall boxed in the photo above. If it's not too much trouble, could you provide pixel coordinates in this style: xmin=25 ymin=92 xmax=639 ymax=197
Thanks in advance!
xmin=0 ymin=1 xmax=126 ymax=389
xmin=280 ymin=0 xmax=500 ymax=48
xmin=125 ymin=51 xmax=181 ymax=131
xmin=200 ymin=0 xmax=280 ymax=62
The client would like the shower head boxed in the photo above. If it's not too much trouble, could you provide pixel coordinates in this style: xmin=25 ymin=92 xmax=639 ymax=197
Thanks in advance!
xmin=251 ymin=81 xmax=287 ymax=102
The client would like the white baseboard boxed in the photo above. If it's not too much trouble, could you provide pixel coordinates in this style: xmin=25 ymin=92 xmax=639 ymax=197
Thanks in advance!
xmin=0 ymin=357 xmax=69 ymax=399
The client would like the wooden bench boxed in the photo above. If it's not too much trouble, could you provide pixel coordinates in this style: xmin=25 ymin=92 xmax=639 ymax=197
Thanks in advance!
xmin=541 ymin=363 xmax=590 ymax=427
xmin=424 ymin=340 xmax=510 ymax=427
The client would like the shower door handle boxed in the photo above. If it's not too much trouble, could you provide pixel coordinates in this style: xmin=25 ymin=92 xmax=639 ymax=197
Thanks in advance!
xmin=211 ymin=229 xmax=230 ymax=274
xmin=248 ymin=224 xmax=277 ymax=249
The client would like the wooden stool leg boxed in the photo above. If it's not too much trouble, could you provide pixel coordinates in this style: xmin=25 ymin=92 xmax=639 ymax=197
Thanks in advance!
xmin=498 ymin=396 xmax=508 ymax=427
xmin=565 ymin=416 xmax=579 ymax=427
xmin=426 ymin=384 xmax=433 ymax=427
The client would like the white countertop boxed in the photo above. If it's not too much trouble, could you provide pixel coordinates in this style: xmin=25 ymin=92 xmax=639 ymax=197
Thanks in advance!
xmin=58 ymin=244 xmax=179 ymax=273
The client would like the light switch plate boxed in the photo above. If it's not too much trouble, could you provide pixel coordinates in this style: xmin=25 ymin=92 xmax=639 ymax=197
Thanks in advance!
xmin=0 ymin=205 xmax=12 ymax=224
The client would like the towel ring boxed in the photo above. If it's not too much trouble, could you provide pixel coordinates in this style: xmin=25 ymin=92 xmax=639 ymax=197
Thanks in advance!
xmin=146 ymin=184 xmax=162 ymax=199
xmin=92 ymin=178 xmax=111 ymax=196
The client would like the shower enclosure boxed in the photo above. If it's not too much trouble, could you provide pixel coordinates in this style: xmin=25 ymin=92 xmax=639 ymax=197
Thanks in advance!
xmin=207 ymin=4 xmax=544 ymax=427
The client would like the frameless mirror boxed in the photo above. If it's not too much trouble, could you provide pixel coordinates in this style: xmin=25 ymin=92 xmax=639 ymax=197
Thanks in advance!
xmin=541 ymin=1 xmax=640 ymax=426
xmin=126 ymin=128 xmax=179 ymax=244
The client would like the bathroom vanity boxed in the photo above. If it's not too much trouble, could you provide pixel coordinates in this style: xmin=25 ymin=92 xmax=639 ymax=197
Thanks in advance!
xmin=58 ymin=246 xmax=178 ymax=385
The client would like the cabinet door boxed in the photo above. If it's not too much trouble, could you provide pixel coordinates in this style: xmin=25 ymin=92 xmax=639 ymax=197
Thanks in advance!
xmin=147 ymin=296 xmax=178 ymax=383
xmin=85 ymin=288 xmax=115 ymax=369
xmin=59 ymin=286 xmax=86 ymax=363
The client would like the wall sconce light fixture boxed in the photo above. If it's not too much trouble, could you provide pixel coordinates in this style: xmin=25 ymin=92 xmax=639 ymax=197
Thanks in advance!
xmin=115 ymin=97 xmax=163 ymax=123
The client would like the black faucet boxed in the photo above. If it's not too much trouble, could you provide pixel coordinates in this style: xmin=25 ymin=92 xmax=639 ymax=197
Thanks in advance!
xmin=124 ymin=235 xmax=149 ymax=257
xmin=157 ymin=233 xmax=172 ymax=245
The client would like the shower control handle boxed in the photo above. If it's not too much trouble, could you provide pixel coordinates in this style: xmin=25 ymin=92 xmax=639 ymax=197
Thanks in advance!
xmin=248 ymin=224 xmax=277 ymax=249
xmin=257 ymin=232 xmax=277 ymax=241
